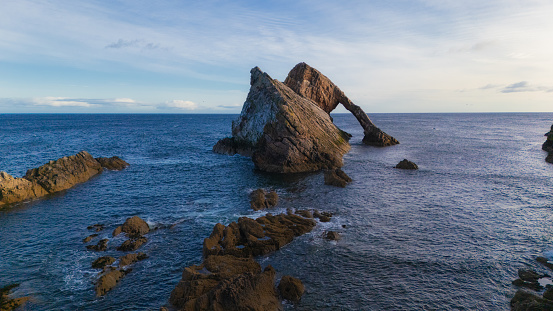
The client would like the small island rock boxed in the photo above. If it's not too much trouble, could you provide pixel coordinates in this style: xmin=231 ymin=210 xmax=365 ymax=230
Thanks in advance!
xmin=395 ymin=159 xmax=419 ymax=170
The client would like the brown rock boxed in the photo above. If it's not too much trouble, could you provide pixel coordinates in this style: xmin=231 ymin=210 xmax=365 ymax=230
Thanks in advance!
xmin=511 ymin=289 xmax=553 ymax=310
xmin=278 ymin=275 xmax=305 ymax=302
xmin=24 ymin=151 xmax=102 ymax=193
xmin=0 ymin=172 xmax=48 ymax=206
xmin=395 ymin=159 xmax=418 ymax=170
xmin=119 ymin=216 xmax=150 ymax=238
xmin=313 ymin=210 xmax=332 ymax=222
xmin=87 ymin=224 xmax=104 ymax=232
xmin=249 ymin=189 xmax=279 ymax=211
xmin=325 ymin=231 xmax=341 ymax=241
xmin=95 ymin=156 xmax=129 ymax=170
xmin=0 ymin=284 xmax=29 ymax=311
xmin=92 ymin=256 xmax=116 ymax=269
xmin=86 ymin=239 xmax=109 ymax=251
xmin=265 ymin=191 xmax=278 ymax=207
xmin=284 ymin=62 xmax=398 ymax=147
xmin=215 ymin=66 xmax=351 ymax=173
xmin=324 ymin=168 xmax=352 ymax=188
xmin=117 ymin=237 xmax=147 ymax=251
xmin=112 ymin=226 xmax=122 ymax=237
xmin=95 ymin=268 xmax=129 ymax=296
xmin=118 ymin=253 xmax=148 ymax=267
xmin=83 ymin=233 xmax=98 ymax=243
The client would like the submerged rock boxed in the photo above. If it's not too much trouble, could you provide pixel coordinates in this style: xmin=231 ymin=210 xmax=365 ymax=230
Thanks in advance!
xmin=86 ymin=239 xmax=109 ymax=252
xmin=117 ymin=237 xmax=147 ymax=252
xmin=83 ymin=234 xmax=98 ymax=243
xmin=284 ymin=62 xmax=399 ymax=147
xmin=214 ymin=66 xmax=351 ymax=173
xmin=511 ymin=289 xmax=553 ymax=310
xmin=278 ymin=275 xmax=305 ymax=302
xmin=395 ymin=159 xmax=419 ymax=170
xmin=0 ymin=283 xmax=29 ymax=311
xmin=324 ymin=168 xmax=352 ymax=188
xmin=118 ymin=253 xmax=148 ymax=267
xmin=92 ymin=256 xmax=116 ymax=269
xmin=95 ymin=156 xmax=129 ymax=171
xmin=250 ymin=189 xmax=278 ymax=211
xmin=0 ymin=151 xmax=128 ymax=207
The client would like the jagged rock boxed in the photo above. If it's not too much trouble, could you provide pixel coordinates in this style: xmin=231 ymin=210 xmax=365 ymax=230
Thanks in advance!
xmin=0 ymin=172 xmax=48 ymax=206
xmin=95 ymin=156 xmax=129 ymax=171
xmin=284 ymin=62 xmax=399 ymax=147
xmin=118 ymin=253 xmax=148 ymax=267
xmin=249 ymin=189 xmax=278 ymax=211
xmin=0 ymin=151 xmax=128 ymax=207
xmin=278 ymin=275 xmax=305 ymax=302
xmin=325 ymin=231 xmax=341 ymax=241
xmin=214 ymin=66 xmax=351 ymax=173
xmin=117 ymin=237 xmax=147 ymax=251
xmin=543 ymin=124 xmax=553 ymax=153
xmin=83 ymin=234 xmax=98 ymax=243
xmin=24 ymin=151 xmax=103 ymax=193
xmin=324 ymin=168 xmax=352 ymax=187
xmin=203 ymin=213 xmax=316 ymax=258
xmin=511 ymin=289 xmax=553 ymax=310
xmin=395 ymin=159 xmax=418 ymax=170
xmin=95 ymin=268 xmax=129 ymax=296
xmin=86 ymin=239 xmax=109 ymax=252
xmin=114 ymin=216 xmax=150 ymax=238
xmin=92 ymin=256 xmax=116 ymax=269
xmin=0 ymin=283 xmax=29 ymax=311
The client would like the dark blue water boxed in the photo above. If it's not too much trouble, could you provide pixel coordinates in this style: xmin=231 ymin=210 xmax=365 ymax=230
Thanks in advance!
xmin=1 ymin=113 xmax=553 ymax=310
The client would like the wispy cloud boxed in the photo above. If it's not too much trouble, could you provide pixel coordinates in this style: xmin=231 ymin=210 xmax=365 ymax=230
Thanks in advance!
xmin=105 ymin=39 xmax=164 ymax=51
xmin=161 ymin=100 xmax=199 ymax=110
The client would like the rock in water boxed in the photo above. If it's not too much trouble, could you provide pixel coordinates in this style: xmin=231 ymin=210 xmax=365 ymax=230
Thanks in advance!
xmin=543 ymin=124 xmax=553 ymax=153
xmin=0 ymin=172 xmax=48 ymax=205
xmin=395 ymin=159 xmax=418 ymax=170
xmin=546 ymin=153 xmax=553 ymax=164
xmin=284 ymin=62 xmax=399 ymax=147
xmin=278 ymin=275 xmax=305 ymax=302
xmin=95 ymin=156 xmax=129 ymax=171
xmin=324 ymin=168 xmax=352 ymax=187
xmin=249 ymin=189 xmax=278 ymax=211
xmin=114 ymin=216 xmax=150 ymax=238
xmin=215 ymin=66 xmax=351 ymax=173
xmin=24 ymin=151 xmax=103 ymax=193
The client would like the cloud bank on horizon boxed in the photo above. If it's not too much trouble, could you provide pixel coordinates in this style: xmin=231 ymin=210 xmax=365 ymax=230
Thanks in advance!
xmin=1 ymin=0 xmax=552 ymax=113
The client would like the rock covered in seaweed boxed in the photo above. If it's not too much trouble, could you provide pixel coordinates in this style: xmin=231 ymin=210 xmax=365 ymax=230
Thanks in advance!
xmin=0 ymin=151 xmax=128 ymax=207
xmin=214 ymin=66 xmax=351 ymax=173
xmin=284 ymin=62 xmax=399 ymax=147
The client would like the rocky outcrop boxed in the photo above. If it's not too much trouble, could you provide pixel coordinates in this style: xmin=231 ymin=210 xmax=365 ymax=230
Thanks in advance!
xmin=86 ymin=239 xmax=109 ymax=252
xmin=118 ymin=253 xmax=148 ymax=267
xmin=95 ymin=268 xmax=129 ymax=297
xmin=171 ymin=211 xmax=327 ymax=310
xmin=214 ymin=66 xmax=351 ymax=173
xmin=395 ymin=159 xmax=418 ymax=170
xmin=0 ymin=284 xmax=29 ymax=311
xmin=511 ymin=289 xmax=553 ymax=311
xmin=92 ymin=256 xmax=116 ymax=269
xmin=250 ymin=189 xmax=278 ymax=211
xmin=324 ymin=168 xmax=352 ymax=188
xmin=543 ymin=124 xmax=553 ymax=153
xmin=278 ymin=276 xmax=305 ymax=302
xmin=0 ymin=151 xmax=128 ymax=207
xmin=511 ymin=258 xmax=553 ymax=309
xmin=117 ymin=237 xmax=147 ymax=252
xmin=113 ymin=216 xmax=150 ymax=238
xmin=284 ymin=62 xmax=399 ymax=147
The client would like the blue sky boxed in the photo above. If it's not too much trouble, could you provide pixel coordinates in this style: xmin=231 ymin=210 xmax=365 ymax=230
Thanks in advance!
xmin=1 ymin=0 xmax=553 ymax=113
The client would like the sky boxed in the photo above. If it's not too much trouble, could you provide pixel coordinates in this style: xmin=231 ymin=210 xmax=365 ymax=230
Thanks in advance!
xmin=1 ymin=0 xmax=553 ymax=113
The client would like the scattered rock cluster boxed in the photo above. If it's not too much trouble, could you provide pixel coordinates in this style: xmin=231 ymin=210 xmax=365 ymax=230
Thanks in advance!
xmin=249 ymin=189 xmax=278 ymax=211
xmin=324 ymin=168 xmax=352 ymax=188
xmin=0 ymin=283 xmax=29 ymax=311
xmin=83 ymin=216 xmax=150 ymax=296
xmin=395 ymin=159 xmax=418 ymax=170
xmin=543 ymin=124 xmax=553 ymax=164
xmin=170 ymin=210 xmax=331 ymax=310
xmin=510 ymin=257 xmax=553 ymax=309
xmin=0 ymin=151 xmax=129 ymax=207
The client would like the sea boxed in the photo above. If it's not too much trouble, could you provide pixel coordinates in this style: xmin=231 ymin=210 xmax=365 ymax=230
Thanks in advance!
xmin=1 ymin=113 xmax=553 ymax=311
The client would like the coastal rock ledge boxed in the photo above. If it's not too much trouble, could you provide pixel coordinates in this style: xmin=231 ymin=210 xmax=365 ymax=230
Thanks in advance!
xmin=0 ymin=151 xmax=128 ymax=207
xmin=213 ymin=63 xmax=398 ymax=173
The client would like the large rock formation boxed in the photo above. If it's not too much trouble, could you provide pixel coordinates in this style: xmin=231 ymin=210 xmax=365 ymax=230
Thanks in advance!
xmin=170 ymin=211 xmax=326 ymax=310
xmin=214 ymin=66 xmax=351 ymax=173
xmin=0 ymin=151 xmax=128 ymax=207
xmin=284 ymin=62 xmax=399 ymax=147
xmin=543 ymin=124 xmax=553 ymax=163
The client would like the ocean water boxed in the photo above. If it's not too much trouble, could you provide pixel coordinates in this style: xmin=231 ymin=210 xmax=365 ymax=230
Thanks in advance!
xmin=1 ymin=113 xmax=553 ymax=310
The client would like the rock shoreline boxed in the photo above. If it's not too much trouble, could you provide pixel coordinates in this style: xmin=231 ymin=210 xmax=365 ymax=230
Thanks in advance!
xmin=0 ymin=151 xmax=128 ymax=208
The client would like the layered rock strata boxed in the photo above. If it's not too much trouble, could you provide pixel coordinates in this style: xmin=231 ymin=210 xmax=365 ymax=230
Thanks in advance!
xmin=170 ymin=211 xmax=322 ymax=310
xmin=284 ymin=62 xmax=399 ymax=147
xmin=0 ymin=151 xmax=129 ymax=207
xmin=214 ymin=66 xmax=351 ymax=173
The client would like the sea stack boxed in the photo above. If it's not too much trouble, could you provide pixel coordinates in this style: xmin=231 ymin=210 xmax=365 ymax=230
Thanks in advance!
xmin=214 ymin=66 xmax=351 ymax=173
xmin=543 ymin=123 xmax=553 ymax=163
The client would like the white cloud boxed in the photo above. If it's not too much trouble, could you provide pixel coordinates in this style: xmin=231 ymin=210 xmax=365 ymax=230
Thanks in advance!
xmin=163 ymin=100 xmax=199 ymax=110
xmin=32 ymin=97 xmax=97 ymax=107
